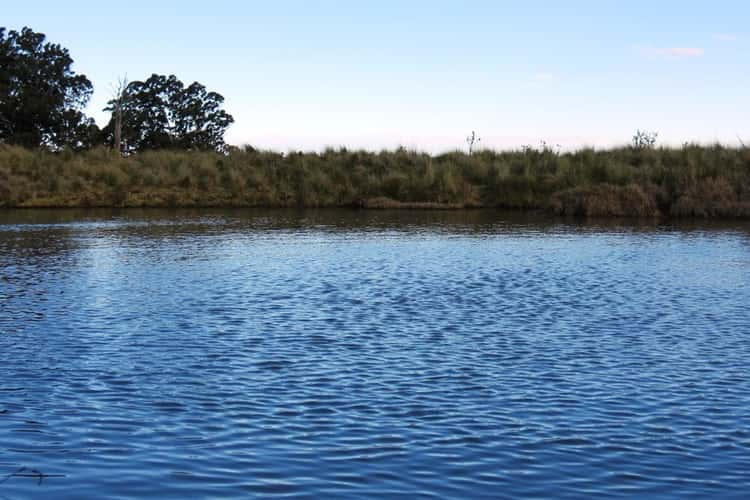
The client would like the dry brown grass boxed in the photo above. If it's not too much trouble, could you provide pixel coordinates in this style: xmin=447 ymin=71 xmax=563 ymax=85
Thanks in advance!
xmin=1 ymin=143 xmax=749 ymax=217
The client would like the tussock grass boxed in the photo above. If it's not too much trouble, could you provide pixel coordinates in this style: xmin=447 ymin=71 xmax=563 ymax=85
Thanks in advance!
xmin=1 ymin=144 xmax=749 ymax=217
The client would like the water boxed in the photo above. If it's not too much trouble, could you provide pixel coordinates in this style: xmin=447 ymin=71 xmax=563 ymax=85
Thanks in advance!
xmin=1 ymin=209 xmax=749 ymax=499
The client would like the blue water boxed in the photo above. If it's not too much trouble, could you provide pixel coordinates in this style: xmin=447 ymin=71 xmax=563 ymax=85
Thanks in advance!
xmin=1 ymin=209 xmax=749 ymax=499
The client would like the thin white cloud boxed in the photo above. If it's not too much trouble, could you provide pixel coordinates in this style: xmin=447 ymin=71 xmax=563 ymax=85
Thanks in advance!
xmin=714 ymin=34 xmax=739 ymax=42
xmin=639 ymin=47 xmax=706 ymax=59
xmin=650 ymin=47 xmax=705 ymax=58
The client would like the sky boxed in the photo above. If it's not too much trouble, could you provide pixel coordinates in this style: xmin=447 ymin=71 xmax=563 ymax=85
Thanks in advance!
xmin=4 ymin=0 xmax=749 ymax=152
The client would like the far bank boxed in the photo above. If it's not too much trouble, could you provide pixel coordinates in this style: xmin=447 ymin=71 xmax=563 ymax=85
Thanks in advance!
xmin=1 ymin=145 xmax=749 ymax=217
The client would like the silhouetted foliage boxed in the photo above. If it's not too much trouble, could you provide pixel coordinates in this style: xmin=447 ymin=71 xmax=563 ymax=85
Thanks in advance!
xmin=466 ymin=131 xmax=481 ymax=155
xmin=0 ymin=26 xmax=96 ymax=150
xmin=103 ymin=74 xmax=234 ymax=153
xmin=632 ymin=129 xmax=658 ymax=150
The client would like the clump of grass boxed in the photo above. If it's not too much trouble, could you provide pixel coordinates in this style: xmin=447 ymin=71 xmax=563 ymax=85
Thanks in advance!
xmin=0 ymin=143 xmax=748 ymax=217
xmin=550 ymin=183 xmax=660 ymax=217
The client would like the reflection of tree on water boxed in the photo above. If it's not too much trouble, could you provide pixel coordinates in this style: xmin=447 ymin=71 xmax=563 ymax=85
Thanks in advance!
xmin=0 ymin=220 xmax=81 ymax=322
xmin=0 ymin=220 xmax=83 ymax=494
xmin=0 ymin=223 xmax=82 ymax=308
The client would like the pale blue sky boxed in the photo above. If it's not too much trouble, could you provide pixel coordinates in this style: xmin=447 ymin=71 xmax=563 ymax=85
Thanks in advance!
xmin=4 ymin=0 xmax=749 ymax=151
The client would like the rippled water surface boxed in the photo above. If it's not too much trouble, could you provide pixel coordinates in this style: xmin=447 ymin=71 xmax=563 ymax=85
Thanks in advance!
xmin=1 ymin=209 xmax=749 ymax=499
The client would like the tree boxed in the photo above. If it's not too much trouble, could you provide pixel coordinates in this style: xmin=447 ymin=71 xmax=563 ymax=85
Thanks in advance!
xmin=0 ymin=26 xmax=96 ymax=149
xmin=466 ymin=130 xmax=481 ymax=155
xmin=108 ymin=76 xmax=129 ymax=154
xmin=104 ymin=74 xmax=234 ymax=153
xmin=632 ymin=129 xmax=658 ymax=150
xmin=172 ymin=81 xmax=234 ymax=151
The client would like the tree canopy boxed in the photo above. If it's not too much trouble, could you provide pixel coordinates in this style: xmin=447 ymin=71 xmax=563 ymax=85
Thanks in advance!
xmin=0 ymin=26 xmax=96 ymax=150
xmin=103 ymin=74 xmax=234 ymax=153
xmin=1 ymin=26 xmax=235 ymax=153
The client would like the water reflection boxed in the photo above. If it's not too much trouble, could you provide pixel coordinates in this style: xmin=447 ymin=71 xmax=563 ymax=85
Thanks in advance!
xmin=0 ymin=209 xmax=749 ymax=499
xmin=2 ymin=207 xmax=750 ymax=235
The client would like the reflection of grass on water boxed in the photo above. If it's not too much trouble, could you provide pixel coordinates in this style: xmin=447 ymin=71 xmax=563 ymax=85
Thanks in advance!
xmin=0 ymin=467 xmax=65 ymax=485
xmin=1 ymin=144 xmax=749 ymax=217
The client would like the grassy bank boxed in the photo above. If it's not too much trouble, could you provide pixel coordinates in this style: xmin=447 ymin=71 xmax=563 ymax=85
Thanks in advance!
xmin=1 ymin=144 xmax=749 ymax=217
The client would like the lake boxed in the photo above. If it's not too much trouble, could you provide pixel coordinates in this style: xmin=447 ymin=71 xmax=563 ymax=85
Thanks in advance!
xmin=1 ymin=209 xmax=749 ymax=499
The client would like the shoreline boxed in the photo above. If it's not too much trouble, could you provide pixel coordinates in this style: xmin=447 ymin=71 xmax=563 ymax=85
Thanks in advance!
xmin=2 ymin=195 xmax=747 ymax=219
xmin=3 ymin=202 xmax=749 ymax=220
xmin=2 ymin=145 xmax=749 ymax=218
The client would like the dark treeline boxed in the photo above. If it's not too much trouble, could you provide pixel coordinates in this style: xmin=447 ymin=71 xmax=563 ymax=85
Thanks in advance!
xmin=0 ymin=26 xmax=233 ymax=153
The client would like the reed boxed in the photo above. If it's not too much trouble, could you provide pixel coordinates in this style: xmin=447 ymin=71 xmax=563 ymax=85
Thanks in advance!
xmin=1 ymin=143 xmax=748 ymax=217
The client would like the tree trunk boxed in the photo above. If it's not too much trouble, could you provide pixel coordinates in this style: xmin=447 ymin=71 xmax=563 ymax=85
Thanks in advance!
xmin=114 ymin=105 xmax=122 ymax=154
